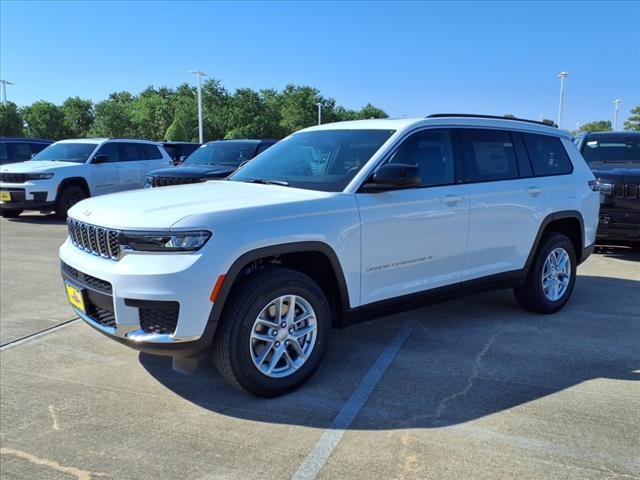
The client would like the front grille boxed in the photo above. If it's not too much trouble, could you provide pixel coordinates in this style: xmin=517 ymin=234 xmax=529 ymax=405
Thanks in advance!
xmin=0 ymin=173 xmax=28 ymax=183
xmin=61 ymin=261 xmax=112 ymax=294
xmin=612 ymin=183 xmax=639 ymax=199
xmin=151 ymin=176 xmax=204 ymax=187
xmin=140 ymin=307 xmax=179 ymax=335
xmin=67 ymin=218 xmax=120 ymax=260
xmin=87 ymin=304 xmax=116 ymax=329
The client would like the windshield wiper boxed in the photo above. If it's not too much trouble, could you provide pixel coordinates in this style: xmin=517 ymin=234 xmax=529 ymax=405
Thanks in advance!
xmin=241 ymin=178 xmax=290 ymax=187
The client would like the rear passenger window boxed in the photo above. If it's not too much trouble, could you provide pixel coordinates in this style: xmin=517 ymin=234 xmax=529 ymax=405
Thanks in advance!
xmin=8 ymin=143 xmax=34 ymax=161
xmin=523 ymin=133 xmax=572 ymax=176
xmin=142 ymin=144 xmax=163 ymax=160
xmin=118 ymin=143 xmax=144 ymax=162
xmin=460 ymin=129 xmax=518 ymax=182
xmin=387 ymin=129 xmax=455 ymax=187
xmin=95 ymin=143 xmax=120 ymax=162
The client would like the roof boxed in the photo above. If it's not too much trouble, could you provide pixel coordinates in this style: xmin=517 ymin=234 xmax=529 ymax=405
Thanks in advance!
xmin=582 ymin=131 xmax=640 ymax=137
xmin=301 ymin=115 xmax=571 ymax=138
xmin=205 ymin=139 xmax=274 ymax=145
xmin=0 ymin=137 xmax=53 ymax=142
xmin=54 ymin=138 xmax=163 ymax=145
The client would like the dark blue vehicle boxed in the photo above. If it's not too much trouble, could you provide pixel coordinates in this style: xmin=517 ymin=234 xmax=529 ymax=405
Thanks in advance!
xmin=0 ymin=137 xmax=53 ymax=165
xmin=146 ymin=139 xmax=277 ymax=187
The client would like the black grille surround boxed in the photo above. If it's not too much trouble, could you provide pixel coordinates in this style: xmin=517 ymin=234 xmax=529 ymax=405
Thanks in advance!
xmin=139 ymin=307 xmax=180 ymax=335
xmin=150 ymin=176 xmax=205 ymax=187
xmin=61 ymin=261 xmax=113 ymax=294
xmin=0 ymin=173 xmax=28 ymax=183
xmin=67 ymin=218 xmax=120 ymax=260
xmin=612 ymin=183 xmax=639 ymax=200
xmin=87 ymin=304 xmax=117 ymax=329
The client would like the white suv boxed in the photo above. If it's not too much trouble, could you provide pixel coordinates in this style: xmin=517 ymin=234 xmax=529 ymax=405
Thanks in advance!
xmin=59 ymin=115 xmax=599 ymax=397
xmin=0 ymin=138 xmax=172 ymax=218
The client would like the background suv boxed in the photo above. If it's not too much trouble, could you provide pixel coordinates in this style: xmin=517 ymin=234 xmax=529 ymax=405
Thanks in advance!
xmin=162 ymin=141 xmax=201 ymax=165
xmin=146 ymin=139 xmax=276 ymax=187
xmin=60 ymin=115 xmax=598 ymax=397
xmin=0 ymin=138 xmax=172 ymax=218
xmin=0 ymin=137 xmax=52 ymax=165
xmin=575 ymin=131 xmax=640 ymax=248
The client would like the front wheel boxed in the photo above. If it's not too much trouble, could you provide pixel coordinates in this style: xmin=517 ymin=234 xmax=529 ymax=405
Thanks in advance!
xmin=213 ymin=267 xmax=331 ymax=397
xmin=1 ymin=209 xmax=22 ymax=218
xmin=55 ymin=185 xmax=87 ymax=219
xmin=515 ymin=233 xmax=577 ymax=314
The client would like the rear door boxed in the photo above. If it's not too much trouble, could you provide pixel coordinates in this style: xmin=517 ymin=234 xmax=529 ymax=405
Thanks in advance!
xmin=88 ymin=142 xmax=122 ymax=195
xmin=460 ymin=128 xmax=548 ymax=281
xmin=140 ymin=144 xmax=172 ymax=181
xmin=117 ymin=142 xmax=147 ymax=190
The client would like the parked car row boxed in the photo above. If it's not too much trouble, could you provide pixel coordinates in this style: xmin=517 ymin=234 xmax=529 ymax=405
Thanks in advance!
xmin=0 ymin=137 xmax=275 ymax=218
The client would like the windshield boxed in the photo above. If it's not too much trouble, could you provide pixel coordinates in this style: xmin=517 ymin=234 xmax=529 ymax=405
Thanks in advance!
xmin=31 ymin=143 xmax=97 ymax=163
xmin=184 ymin=142 xmax=257 ymax=166
xmin=581 ymin=135 xmax=640 ymax=164
xmin=229 ymin=129 xmax=395 ymax=192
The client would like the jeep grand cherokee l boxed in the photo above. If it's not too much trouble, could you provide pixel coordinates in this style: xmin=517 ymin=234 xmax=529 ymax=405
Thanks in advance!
xmin=575 ymin=131 xmax=640 ymax=248
xmin=59 ymin=114 xmax=599 ymax=397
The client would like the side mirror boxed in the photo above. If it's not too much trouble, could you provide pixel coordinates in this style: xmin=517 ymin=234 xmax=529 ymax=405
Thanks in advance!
xmin=179 ymin=155 xmax=187 ymax=163
xmin=362 ymin=163 xmax=421 ymax=191
xmin=93 ymin=154 xmax=109 ymax=164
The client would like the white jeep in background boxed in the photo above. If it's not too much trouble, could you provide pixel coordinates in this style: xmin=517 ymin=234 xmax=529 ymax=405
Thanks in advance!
xmin=59 ymin=114 xmax=599 ymax=397
xmin=0 ymin=138 xmax=173 ymax=218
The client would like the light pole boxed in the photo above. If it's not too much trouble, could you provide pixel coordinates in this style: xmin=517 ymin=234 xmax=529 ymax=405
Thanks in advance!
xmin=189 ymin=70 xmax=207 ymax=143
xmin=316 ymin=102 xmax=324 ymax=125
xmin=557 ymin=71 xmax=569 ymax=128
xmin=0 ymin=80 xmax=14 ymax=105
xmin=613 ymin=99 xmax=622 ymax=131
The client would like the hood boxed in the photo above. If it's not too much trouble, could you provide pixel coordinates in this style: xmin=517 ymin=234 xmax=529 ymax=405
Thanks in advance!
xmin=590 ymin=163 xmax=640 ymax=182
xmin=68 ymin=180 xmax=334 ymax=230
xmin=148 ymin=164 xmax=236 ymax=179
xmin=0 ymin=160 xmax=80 ymax=173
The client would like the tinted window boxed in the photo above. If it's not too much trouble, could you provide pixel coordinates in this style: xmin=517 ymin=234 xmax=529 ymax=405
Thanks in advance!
xmin=256 ymin=143 xmax=274 ymax=155
xmin=0 ymin=143 xmax=8 ymax=164
xmin=118 ymin=143 xmax=144 ymax=162
xmin=523 ymin=133 xmax=573 ymax=176
xmin=230 ymin=130 xmax=395 ymax=192
xmin=185 ymin=142 xmax=259 ymax=166
xmin=32 ymin=143 xmax=96 ymax=163
xmin=8 ymin=143 xmax=34 ymax=161
xmin=460 ymin=129 xmax=518 ymax=182
xmin=30 ymin=142 xmax=49 ymax=154
xmin=95 ymin=143 xmax=120 ymax=162
xmin=581 ymin=135 xmax=640 ymax=164
xmin=142 ymin=144 xmax=163 ymax=160
xmin=386 ymin=129 xmax=455 ymax=187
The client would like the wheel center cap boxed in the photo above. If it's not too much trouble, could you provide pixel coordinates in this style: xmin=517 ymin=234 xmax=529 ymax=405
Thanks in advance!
xmin=277 ymin=329 xmax=288 ymax=341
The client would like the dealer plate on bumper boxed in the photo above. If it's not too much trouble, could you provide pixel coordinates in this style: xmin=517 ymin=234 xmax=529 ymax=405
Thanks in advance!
xmin=65 ymin=282 xmax=86 ymax=313
xmin=0 ymin=191 xmax=11 ymax=202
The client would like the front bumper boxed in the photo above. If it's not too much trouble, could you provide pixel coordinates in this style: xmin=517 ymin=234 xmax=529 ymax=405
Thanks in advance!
xmin=597 ymin=209 xmax=640 ymax=243
xmin=59 ymin=238 xmax=224 ymax=357
xmin=0 ymin=181 xmax=58 ymax=210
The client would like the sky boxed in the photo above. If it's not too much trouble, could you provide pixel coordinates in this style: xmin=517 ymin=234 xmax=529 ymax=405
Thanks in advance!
xmin=1 ymin=0 xmax=639 ymax=130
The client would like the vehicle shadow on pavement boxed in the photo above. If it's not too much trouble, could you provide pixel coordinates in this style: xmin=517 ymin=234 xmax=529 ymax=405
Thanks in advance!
xmin=595 ymin=245 xmax=640 ymax=262
xmin=4 ymin=215 xmax=66 ymax=225
xmin=139 ymin=274 xmax=639 ymax=430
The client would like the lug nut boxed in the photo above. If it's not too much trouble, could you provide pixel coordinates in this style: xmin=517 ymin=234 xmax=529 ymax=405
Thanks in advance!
xmin=271 ymin=329 xmax=278 ymax=336
xmin=275 ymin=341 xmax=280 ymax=347
xmin=280 ymin=322 xmax=287 ymax=328
xmin=285 ymin=340 xmax=290 ymax=346
xmin=288 ymin=328 xmax=293 ymax=334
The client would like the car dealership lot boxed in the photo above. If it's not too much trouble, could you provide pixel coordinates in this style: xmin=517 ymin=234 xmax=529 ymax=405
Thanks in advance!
xmin=1 ymin=213 xmax=639 ymax=479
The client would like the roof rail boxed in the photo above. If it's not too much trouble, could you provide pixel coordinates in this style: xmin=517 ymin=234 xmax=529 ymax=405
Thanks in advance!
xmin=426 ymin=113 xmax=558 ymax=128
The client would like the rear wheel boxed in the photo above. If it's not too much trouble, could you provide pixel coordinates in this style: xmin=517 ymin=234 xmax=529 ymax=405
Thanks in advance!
xmin=213 ymin=267 xmax=331 ymax=397
xmin=55 ymin=185 xmax=86 ymax=219
xmin=0 ymin=209 xmax=22 ymax=218
xmin=515 ymin=233 xmax=577 ymax=314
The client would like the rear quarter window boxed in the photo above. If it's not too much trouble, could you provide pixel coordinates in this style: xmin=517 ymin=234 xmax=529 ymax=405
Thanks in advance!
xmin=142 ymin=144 xmax=163 ymax=160
xmin=460 ymin=129 xmax=519 ymax=182
xmin=523 ymin=133 xmax=573 ymax=176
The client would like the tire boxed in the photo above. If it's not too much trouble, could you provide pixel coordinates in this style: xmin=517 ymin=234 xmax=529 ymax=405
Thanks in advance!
xmin=213 ymin=267 xmax=331 ymax=397
xmin=55 ymin=185 xmax=87 ymax=219
xmin=0 ymin=209 xmax=23 ymax=218
xmin=515 ymin=232 xmax=577 ymax=314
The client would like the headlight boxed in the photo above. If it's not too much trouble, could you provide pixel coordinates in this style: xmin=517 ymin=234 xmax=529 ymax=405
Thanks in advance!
xmin=120 ymin=230 xmax=211 ymax=252
xmin=26 ymin=173 xmax=54 ymax=180
xmin=596 ymin=181 xmax=614 ymax=194
xmin=144 ymin=176 xmax=153 ymax=189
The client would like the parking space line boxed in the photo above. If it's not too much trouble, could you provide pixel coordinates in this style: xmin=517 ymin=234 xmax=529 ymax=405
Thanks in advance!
xmin=0 ymin=318 xmax=80 ymax=351
xmin=292 ymin=319 xmax=417 ymax=480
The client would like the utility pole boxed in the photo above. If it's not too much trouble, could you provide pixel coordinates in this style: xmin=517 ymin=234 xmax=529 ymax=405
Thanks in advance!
xmin=316 ymin=102 xmax=324 ymax=125
xmin=189 ymin=71 xmax=207 ymax=143
xmin=0 ymin=80 xmax=14 ymax=105
xmin=613 ymin=99 xmax=622 ymax=131
xmin=557 ymin=71 xmax=569 ymax=128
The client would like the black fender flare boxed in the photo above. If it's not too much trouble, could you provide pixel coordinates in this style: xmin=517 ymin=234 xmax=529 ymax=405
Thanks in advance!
xmin=525 ymin=210 xmax=587 ymax=270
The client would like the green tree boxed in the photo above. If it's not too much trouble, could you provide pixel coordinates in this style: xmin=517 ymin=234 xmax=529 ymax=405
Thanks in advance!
xmin=623 ymin=105 xmax=640 ymax=131
xmin=0 ymin=101 xmax=24 ymax=136
xmin=21 ymin=101 xmax=67 ymax=139
xmin=577 ymin=120 xmax=612 ymax=133
xmin=131 ymin=93 xmax=174 ymax=140
xmin=92 ymin=92 xmax=136 ymax=137
xmin=201 ymin=78 xmax=230 ymax=140
xmin=164 ymin=98 xmax=197 ymax=142
xmin=225 ymin=88 xmax=265 ymax=139
xmin=357 ymin=103 xmax=388 ymax=119
xmin=62 ymin=97 xmax=94 ymax=137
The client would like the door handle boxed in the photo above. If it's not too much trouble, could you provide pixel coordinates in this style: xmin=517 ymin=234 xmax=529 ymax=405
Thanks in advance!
xmin=439 ymin=194 xmax=464 ymax=206
xmin=526 ymin=187 xmax=542 ymax=197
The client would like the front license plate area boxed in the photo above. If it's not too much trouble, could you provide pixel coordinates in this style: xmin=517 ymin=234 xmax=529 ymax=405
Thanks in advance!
xmin=65 ymin=282 xmax=86 ymax=313
xmin=0 ymin=191 xmax=11 ymax=202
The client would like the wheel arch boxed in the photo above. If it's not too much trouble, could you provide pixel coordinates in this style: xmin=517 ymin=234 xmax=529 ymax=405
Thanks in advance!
xmin=526 ymin=210 xmax=587 ymax=269
xmin=57 ymin=176 xmax=91 ymax=198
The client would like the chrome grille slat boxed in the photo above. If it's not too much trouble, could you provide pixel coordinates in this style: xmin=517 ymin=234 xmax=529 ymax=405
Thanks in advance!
xmin=612 ymin=183 xmax=639 ymax=200
xmin=67 ymin=219 xmax=120 ymax=260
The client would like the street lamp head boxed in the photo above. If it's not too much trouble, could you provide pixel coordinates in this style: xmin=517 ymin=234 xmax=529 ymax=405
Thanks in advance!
xmin=558 ymin=71 xmax=569 ymax=78
xmin=189 ymin=70 xmax=207 ymax=77
xmin=614 ymin=99 xmax=622 ymax=105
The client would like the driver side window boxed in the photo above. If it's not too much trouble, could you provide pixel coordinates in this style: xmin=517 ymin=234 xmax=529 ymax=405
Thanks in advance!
xmin=386 ymin=129 xmax=455 ymax=187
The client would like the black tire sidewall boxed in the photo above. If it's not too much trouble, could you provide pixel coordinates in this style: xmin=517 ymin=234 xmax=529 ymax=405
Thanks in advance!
xmin=56 ymin=186 xmax=86 ymax=218
xmin=529 ymin=234 xmax=577 ymax=312
xmin=1 ymin=209 xmax=22 ymax=218
xmin=226 ymin=271 xmax=331 ymax=396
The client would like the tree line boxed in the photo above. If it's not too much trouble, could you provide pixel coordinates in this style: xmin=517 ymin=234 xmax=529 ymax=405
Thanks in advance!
xmin=0 ymin=79 xmax=388 ymax=142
